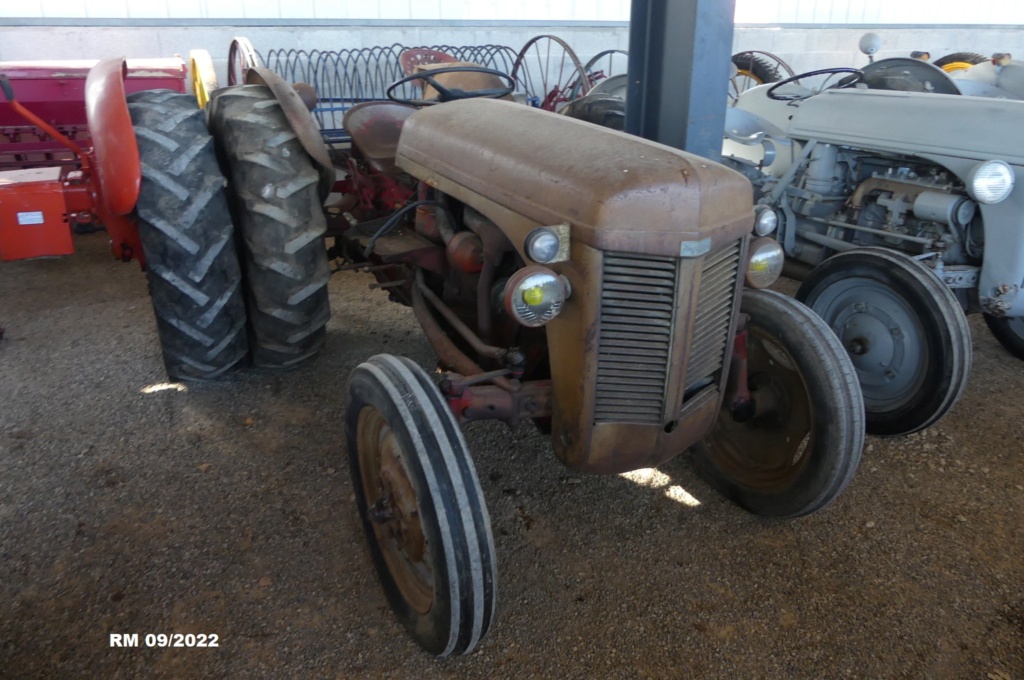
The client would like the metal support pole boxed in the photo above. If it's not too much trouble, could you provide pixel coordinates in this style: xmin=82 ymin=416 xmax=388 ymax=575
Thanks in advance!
xmin=625 ymin=0 xmax=736 ymax=161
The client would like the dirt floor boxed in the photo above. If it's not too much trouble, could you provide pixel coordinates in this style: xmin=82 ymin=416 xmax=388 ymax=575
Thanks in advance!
xmin=0 ymin=232 xmax=1022 ymax=679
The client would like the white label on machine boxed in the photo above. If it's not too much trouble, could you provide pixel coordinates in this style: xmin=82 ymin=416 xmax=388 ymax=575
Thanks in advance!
xmin=17 ymin=211 xmax=45 ymax=226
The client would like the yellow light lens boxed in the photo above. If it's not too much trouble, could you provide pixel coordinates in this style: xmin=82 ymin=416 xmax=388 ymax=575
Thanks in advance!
xmin=522 ymin=286 xmax=545 ymax=306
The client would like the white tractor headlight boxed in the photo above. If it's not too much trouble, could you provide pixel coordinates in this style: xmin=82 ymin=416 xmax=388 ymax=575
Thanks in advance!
xmin=503 ymin=266 xmax=568 ymax=327
xmin=966 ymin=160 xmax=1015 ymax=204
xmin=525 ymin=227 xmax=561 ymax=263
xmin=754 ymin=206 xmax=779 ymax=236
xmin=745 ymin=237 xmax=785 ymax=289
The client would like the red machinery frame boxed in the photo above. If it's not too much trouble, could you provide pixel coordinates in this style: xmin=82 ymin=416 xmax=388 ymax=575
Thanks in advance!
xmin=0 ymin=58 xmax=185 ymax=171
xmin=0 ymin=57 xmax=150 ymax=264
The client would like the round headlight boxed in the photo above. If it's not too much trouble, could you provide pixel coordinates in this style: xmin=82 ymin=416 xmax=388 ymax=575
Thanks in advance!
xmin=525 ymin=227 xmax=561 ymax=263
xmin=503 ymin=266 xmax=567 ymax=327
xmin=745 ymin=237 xmax=785 ymax=289
xmin=966 ymin=160 xmax=1015 ymax=204
xmin=754 ymin=206 xmax=779 ymax=236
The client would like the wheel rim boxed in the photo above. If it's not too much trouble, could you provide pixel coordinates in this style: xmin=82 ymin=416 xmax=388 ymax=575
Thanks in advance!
xmin=189 ymin=50 xmax=218 ymax=109
xmin=811 ymin=277 xmax=926 ymax=413
xmin=357 ymin=406 xmax=434 ymax=615
xmin=729 ymin=69 xmax=765 ymax=101
xmin=512 ymin=35 xmax=590 ymax=111
xmin=940 ymin=61 xmax=975 ymax=74
xmin=703 ymin=326 xmax=814 ymax=490
xmin=228 ymin=37 xmax=260 ymax=87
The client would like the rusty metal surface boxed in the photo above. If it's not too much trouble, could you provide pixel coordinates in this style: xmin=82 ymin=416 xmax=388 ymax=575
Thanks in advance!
xmin=414 ymin=270 xmax=519 ymax=365
xmin=398 ymin=98 xmax=753 ymax=259
xmin=244 ymin=67 xmax=334 ymax=198
xmin=539 ymin=237 xmax=746 ymax=474
xmin=445 ymin=380 xmax=553 ymax=426
xmin=342 ymin=101 xmax=417 ymax=170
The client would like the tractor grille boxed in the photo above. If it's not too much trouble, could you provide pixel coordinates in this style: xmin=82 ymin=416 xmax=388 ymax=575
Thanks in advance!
xmin=594 ymin=253 xmax=678 ymax=424
xmin=685 ymin=240 xmax=742 ymax=393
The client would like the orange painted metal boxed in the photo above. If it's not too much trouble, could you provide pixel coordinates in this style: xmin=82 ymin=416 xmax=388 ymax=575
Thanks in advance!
xmin=0 ymin=166 xmax=73 ymax=261
xmin=85 ymin=57 xmax=139 ymax=216
xmin=84 ymin=57 xmax=142 ymax=263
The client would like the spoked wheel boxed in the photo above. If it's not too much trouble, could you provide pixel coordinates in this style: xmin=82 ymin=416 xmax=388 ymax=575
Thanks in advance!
xmin=983 ymin=314 xmax=1024 ymax=360
xmin=691 ymin=290 xmax=864 ymax=518
xmin=512 ymin=35 xmax=591 ymax=111
xmin=347 ymin=355 xmax=497 ymax=657
xmin=208 ymin=85 xmax=331 ymax=368
xmin=189 ymin=49 xmax=219 ymax=108
xmin=227 ymin=36 xmax=261 ymax=86
xmin=797 ymin=248 xmax=972 ymax=436
xmin=574 ymin=49 xmax=628 ymax=98
xmin=127 ymin=90 xmax=249 ymax=380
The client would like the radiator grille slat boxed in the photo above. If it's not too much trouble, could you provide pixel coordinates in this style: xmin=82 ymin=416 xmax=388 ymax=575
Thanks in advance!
xmin=685 ymin=241 xmax=742 ymax=392
xmin=595 ymin=252 xmax=678 ymax=424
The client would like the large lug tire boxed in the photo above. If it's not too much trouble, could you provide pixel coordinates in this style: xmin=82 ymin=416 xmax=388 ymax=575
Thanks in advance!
xmin=691 ymin=290 xmax=865 ymax=518
xmin=346 ymin=355 xmax=497 ymax=657
xmin=983 ymin=314 xmax=1024 ymax=360
xmin=208 ymin=85 xmax=330 ymax=369
xmin=731 ymin=52 xmax=779 ymax=84
xmin=934 ymin=52 xmax=986 ymax=73
xmin=796 ymin=248 xmax=972 ymax=436
xmin=127 ymin=90 xmax=249 ymax=380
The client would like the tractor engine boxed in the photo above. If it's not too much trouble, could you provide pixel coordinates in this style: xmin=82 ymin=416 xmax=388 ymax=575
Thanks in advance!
xmin=772 ymin=147 xmax=982 ymax=270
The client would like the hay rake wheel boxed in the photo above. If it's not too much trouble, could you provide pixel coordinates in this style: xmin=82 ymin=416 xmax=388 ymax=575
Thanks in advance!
xmin=512 ymin=35 xmax=591 ymax=112
xmin=228 ymin=36 xmax=262 ymax=86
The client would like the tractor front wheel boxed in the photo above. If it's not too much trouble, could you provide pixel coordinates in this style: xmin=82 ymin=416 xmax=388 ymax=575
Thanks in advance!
xmin=796 ymin=248 xmax=972 ymax=436
xmin=346 ymin=354 xmax=497 ymax=657
xmin=128 ymin=90 xmax=249 ymax=380
xmin=691 ymin=290 xmax=865 ymax=518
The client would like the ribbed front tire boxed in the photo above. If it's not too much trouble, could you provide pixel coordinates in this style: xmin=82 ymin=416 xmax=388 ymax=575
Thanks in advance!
xmin=347 ymin=355 xmax=497 ymax=656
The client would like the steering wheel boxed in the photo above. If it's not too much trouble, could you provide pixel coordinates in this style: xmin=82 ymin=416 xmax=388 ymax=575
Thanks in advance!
xmin=766 ymin=67 xmax=864 ymax=101
xmin=386 ymin=66 xmax=516 ymax=106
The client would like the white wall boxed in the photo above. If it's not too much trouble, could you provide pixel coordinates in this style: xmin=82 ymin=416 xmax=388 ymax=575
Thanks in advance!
xmin=1 ymin=0 xmax=1024 ymax=23
xmin=0 ymin=23 xmax=1019 ymax=86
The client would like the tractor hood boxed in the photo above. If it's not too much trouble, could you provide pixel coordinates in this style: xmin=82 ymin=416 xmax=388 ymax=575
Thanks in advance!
xmin=788 ymin=89 xmax=1024 ymax=167
xmin=396 ymin=98 xmax=752 ymax=258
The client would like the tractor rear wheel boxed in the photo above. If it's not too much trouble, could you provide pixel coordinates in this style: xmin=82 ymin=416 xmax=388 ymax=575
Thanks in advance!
xmin=127 ymin=90 xmax=249 ymax=380
xmin=934 ymin=52 xmax=986 ymax=73
xmin=209 ymin=85 xmax=331 ymax=369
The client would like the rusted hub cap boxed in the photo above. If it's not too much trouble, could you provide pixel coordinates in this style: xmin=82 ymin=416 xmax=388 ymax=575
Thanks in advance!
xmin=707 ymin=329 xmax=813 ymax=490
xmin=357 ymin=407 xmax=434 ymax=615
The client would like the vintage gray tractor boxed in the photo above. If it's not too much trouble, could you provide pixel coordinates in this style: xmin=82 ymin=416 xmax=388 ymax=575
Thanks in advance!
xmin=87 ymin=57 xmax=866 ymax=656
xmin=723 ymin=71 xmax=1023 ymax=436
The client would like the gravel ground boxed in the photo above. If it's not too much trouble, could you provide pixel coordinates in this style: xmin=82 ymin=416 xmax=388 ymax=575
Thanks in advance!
xmin=1 ymin=233 xmax=1022 ymax=679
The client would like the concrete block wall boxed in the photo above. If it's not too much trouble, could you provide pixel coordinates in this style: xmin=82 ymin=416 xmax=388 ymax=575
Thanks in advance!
xmin=1 ymin=22 xmax=1021 ymax=86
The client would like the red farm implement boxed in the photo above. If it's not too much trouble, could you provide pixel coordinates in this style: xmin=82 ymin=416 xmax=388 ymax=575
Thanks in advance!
xmin=0 ymin=58 xmax=186 ymax=262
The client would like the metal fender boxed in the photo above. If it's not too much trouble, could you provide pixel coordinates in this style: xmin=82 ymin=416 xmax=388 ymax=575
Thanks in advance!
xmin=85 ymin=57 xmax=140 ymax=216
xmin=916 ymin=154 xmax=1024 ymax=317
xmin=244 ymin=66 xmax=335 ymax=199
xmin=85 ymin=57 xmax=143 ymax=263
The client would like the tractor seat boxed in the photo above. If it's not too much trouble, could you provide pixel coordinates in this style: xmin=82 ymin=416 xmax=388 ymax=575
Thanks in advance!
xmin=342 ymin=101 xmax=418 ymax=173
